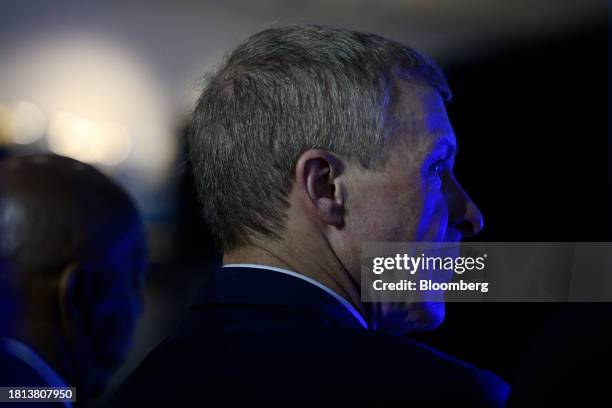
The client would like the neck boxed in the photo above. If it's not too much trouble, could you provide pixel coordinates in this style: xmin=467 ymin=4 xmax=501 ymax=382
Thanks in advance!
xmin=223 ymin=230 xmax=365 ymax=318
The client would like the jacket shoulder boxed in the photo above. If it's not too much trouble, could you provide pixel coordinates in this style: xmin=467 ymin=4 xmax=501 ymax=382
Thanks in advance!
xmin=113 ymin=326 xmax=508 ymax=407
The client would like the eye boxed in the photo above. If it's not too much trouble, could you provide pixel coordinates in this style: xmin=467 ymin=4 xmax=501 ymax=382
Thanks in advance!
xmin=425 ymin=160 xmax=445 ymax=189
xmin=431 ymin=160 xmax=445 ymax=177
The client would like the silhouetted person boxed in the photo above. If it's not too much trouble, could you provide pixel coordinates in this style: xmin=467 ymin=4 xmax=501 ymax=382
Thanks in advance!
xmin=0 ymin=154 xmax=147 ymax=406
xmin=114 ymin=25 xmax=508 ymax=407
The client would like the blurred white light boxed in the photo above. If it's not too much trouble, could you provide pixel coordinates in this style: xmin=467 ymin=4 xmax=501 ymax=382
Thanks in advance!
xmin=9 ymin=101 xmax=46 ymax=145
xmin=48 ymin=111 xmax=133 ymax=166
xmin=0 ymin=35 xmax=173 ymax=180
xmin=48 ymin=111 xmax=82 ymax=156
xmin=0 ymin=103 xmax=10 ymax=145
xmin=97 ymin=122 xmax=132 ymax=165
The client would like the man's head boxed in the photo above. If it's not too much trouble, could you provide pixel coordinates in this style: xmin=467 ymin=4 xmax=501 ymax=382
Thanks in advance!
xmin=0 ymin=154 xmax=147 ymax=397
xmin=190 ymin=25 xmax=482 ymax=333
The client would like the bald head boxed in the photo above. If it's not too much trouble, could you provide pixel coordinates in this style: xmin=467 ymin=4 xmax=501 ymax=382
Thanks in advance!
xmin=0 ymin=154 xmax=143 ymax=281
xmin=0 ymin=154 xmax=147 ymax=398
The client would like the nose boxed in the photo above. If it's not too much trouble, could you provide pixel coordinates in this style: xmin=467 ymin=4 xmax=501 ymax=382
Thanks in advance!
xmin=448 ymin=178 xmax=484 ymax=239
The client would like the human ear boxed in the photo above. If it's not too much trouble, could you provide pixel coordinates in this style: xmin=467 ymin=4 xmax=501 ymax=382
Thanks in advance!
xmin=58 ymin=262 xmax=93 ymax=337
xmin=295 ymin=149 xmax=345 ymax=227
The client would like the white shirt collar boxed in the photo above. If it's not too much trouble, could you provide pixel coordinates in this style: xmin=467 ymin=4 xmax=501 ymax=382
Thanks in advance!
xmin=223 ymin=263 xmax=368 ymax=329
xmin=2 ymin=337 xmax=73 ymax=408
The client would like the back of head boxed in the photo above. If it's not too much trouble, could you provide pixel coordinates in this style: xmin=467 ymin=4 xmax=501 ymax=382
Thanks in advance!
xmin=0 ymin=154 xmax=147 ymax=397
xmin=0 ymin=154 xmax=141 ymax=282
xmin=189 ymin=24 xmax=451 ymax=253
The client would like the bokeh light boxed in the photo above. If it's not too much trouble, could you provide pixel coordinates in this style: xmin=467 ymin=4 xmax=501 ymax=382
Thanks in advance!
xmin=47 ymin=112 xmax=133 ymax=166
xmin=0 ymin=35 xmax=176 ymax=181
xmin=8 ymin=101 xmax=47 ymax=145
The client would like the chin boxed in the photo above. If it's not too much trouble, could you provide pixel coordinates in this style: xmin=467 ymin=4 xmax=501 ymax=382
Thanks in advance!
xmin=378 ymin=301 xmax=445 ymax=335
xmin=411 ymin=301 xmax=445 ymax=331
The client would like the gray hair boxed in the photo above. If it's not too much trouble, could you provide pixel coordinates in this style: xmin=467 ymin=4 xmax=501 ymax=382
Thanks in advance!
xmin=189 ymin=24 xmax=451 ymax=252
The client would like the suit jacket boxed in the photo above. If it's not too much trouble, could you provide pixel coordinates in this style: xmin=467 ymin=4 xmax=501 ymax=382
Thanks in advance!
xmin=112 ymin=265 xmax=509 ymax=407
xmin=0 ymin=338 xmax=71 ymax=407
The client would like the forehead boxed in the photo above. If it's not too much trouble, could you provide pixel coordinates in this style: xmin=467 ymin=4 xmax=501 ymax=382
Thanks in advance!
xmin=388 ymin=81 xmax=456 ymax=160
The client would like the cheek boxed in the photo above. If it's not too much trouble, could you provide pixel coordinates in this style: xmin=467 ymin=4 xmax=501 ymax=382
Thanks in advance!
xmin=352 ymin=183 xmax=419 ymax=241
xmin=92 ymin=288 xmax=140 ymax=357
xmin=414 ymin=188 xmax=449 ymax=241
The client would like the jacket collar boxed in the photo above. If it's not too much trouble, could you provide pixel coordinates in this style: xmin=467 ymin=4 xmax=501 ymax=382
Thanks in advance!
xmin=192 ymin=265 xmax=367 ymax=330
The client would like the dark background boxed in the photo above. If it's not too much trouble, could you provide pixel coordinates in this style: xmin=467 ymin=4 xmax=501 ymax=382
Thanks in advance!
xmin=412 ymin=19 xmax=611 ymax=382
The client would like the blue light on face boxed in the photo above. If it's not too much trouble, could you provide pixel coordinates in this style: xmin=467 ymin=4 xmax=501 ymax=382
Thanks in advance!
xmin=81 ymin=214 xmax=147 ymax=392
xmin=416 ymin=138 xmax=457 ymax=242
